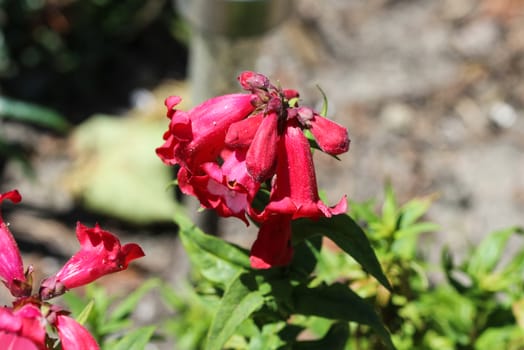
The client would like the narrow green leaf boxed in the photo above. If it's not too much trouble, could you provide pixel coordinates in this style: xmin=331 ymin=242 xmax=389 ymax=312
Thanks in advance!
xmin=293 ymin=283 xmax=395 ymax=349
xmin=467 ymin=227 xmax=524 ymax=279
xmin=0 ymin=96 xmax=70 ymax=132
xmin=76 ymin=300 xmax=95 ymax=326
xmin=316 ymin=84 xmax=328 ymax=117
xmin=294 ymin=322 xmax=349 ymax=350
xmin=382 ymin=183 xmax=398 ymax=231
xmin=109 ymin=325 xmax=156 ymax=350
xmin=398 ymin=194 xmax=437 ymax=228
xmin=110 ymin=279 xmax=161 ymax=322
xmin=395 ymin=222 xmax=440 ymax=239
xmin=206 ymin=272 xmax=266 ymax=350
xmin=292 ymin=214 xmax=392 ymax=291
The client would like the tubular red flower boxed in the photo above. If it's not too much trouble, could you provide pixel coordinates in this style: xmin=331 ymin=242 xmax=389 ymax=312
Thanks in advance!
xmin=55 ymin=315 xmax=99 ymax=350
xmin=262 ymin=122 xmax=347 ymax=220
xmin=0 ymin=190 xmax=32 ymax=298
xmin=245 ymin=111 xmax=280 ymax=182
xmin=250 ymin=214 xmax=294 ymax=269
xmin=156 ymin=93 xmax=256 ymax=170
xmin=225 ymin=113 xmax=264 ymax=149
xmin=308 ymin=113 xmax=350 ymax=155
xmin=41 ymin=223 xmax=144 ymax=297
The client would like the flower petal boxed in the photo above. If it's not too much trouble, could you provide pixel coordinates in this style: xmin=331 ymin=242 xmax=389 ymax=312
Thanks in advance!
xmin=250 ymin=215 xmax=294 ymax=269
xmin=56 ymin=315 xmax=99 ymax=350
xmin=246 ymin=112 xmax=280 ymax=182
xmin=264 ymin=122 xmax=347 ymax=219
xmin=0 ymin=190 xmax=30 ymax=297
xmin=309 ymin=114 xmax=350 ymax=155
xmin=41 ymin=223 xmax=144 ymax=296
xmin=225 ymin=113 xmax=263 ymax=149
xmin=156 ymin=93 xmax=256 ymax=170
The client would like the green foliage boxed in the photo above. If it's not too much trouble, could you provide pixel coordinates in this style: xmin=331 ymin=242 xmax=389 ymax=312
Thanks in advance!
xmin=169 ymin=199 xmax=395 ymax=350
xmin=163 ymin=185 xmax=524 ymax=350
xmin=62 ymin=279 xmax=160 ymax=348
xmin=59 ymin=185 xmax=524 ymax=349
xmin=0 ymin=96 xmax=70 ymax=172
xmin=0 ymin=96 xmax=70 ymax=132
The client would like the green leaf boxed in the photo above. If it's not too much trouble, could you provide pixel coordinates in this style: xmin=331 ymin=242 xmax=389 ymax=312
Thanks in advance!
xmin=62 ymin=291 xmax=90 ymax=318
xmin=349 ymin=199 xmax=380 ymax=226
xmin=289 ymin=236 xmax=322 ymax=279
xmin=395 ymin=222 xmax=439 ymax=239
xmin=466 ymin=227 xmax=524 ymax=279
xmin=206 ymin=272 xmax=267 ymax=350
xmin=0 ymin=96 xmax=70 ymax=132
xmin=382 ymin=183 xmax=398 ymax=232
xmin=294 ymin=322 xmax=349 ymax=350
xmin=109 ymin=279 xmax=161 ymax=322
xmin=108 ymin=325 xmax=156 ymax=350
xmin=177 ymin=208 xmax=251 ymax=286
xmin=398 ymin=194 xmax=437 ymax=228
xmin=316 ymin=84 xmax=328 ymax=117
xmin=292 ymin=214 xmax=392 ymax=291
xmin=76 ymin=300 xmax=95 ymax=326
xmin=248 ymin=322 xmax=287 ymax=350
xmin=293 ymin=283 xmax=395 ymax=349
xmin=475 ymin=326 xmax=524 ymax=350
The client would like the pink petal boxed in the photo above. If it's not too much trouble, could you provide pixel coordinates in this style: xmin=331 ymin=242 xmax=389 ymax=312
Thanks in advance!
xmin=0 ymin=332 xmax=40 ymax=350
xmin=156 ymin=93 xmax=255 ymax=170
xmin=264 ymin=122 xmax=347 ymax=219
xmin=309 ymin=114 xmax=350 ymax=155
xmin=250 ymin=215 xmax=294 ymax=269
xmin=246 ymin=112 xmax=280 ymax=182
xmin=56 ymin=315 xmax=99 ymax=350
xmin=45 ymin=223 xmax=144 ymax=292
xmin=0 ymin=190 xmax=29 ymax=297
xmin=225 ymin=113 xmax=263 ymax=149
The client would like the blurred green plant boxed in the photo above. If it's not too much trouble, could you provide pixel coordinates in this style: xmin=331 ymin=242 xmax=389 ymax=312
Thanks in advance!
xmin=62 ymin=278 xmax=160 ymax=349
xmin=0 ymin=95 xmax=69 ymax=172
xmin=156 ymin=185 xmax=524 ymax=350
xmin=61 ymin=185 xmax=524 ymax=349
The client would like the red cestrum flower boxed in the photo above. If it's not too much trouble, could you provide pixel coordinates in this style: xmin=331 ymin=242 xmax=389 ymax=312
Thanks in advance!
xmin=0 ymin=189 xmax=145 ymax=349
xmin=157 ymin=71 xmax=350 ymax=269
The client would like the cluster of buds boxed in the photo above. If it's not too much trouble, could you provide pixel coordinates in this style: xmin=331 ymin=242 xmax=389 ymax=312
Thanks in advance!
xmin=0 ymin=190 xmax=144 ymax=349
xmin=157 ymin=71 xmax=350 ymax=269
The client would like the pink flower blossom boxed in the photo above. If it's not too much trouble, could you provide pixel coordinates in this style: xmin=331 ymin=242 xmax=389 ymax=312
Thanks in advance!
xmin=55 ymin=314 xmax=99 ymax=350
xmin=0 ymin=190 xmax=32 ymax=297
xmin=40 ymin=223 xmax=144 ymax=298
xmin=250 ymin=214 xmax=294 ymax=269
xmin=157 ymin=71 xmax=351 ymax=269
xmin=156 ymin=94 xmax=256 ymax=170
xmin=0 ymin=304 xmax=46 ymax=350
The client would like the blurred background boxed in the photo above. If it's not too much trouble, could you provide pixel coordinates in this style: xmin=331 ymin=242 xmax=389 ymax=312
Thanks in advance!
xmin=0 ymin=0 xmax=523 ymax=347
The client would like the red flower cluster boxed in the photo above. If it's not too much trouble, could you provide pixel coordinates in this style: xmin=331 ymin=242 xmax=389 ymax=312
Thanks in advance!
xmin=0 ymin=190 xmax=144 ymax=349
xmin=157 ymin=71 xmax=349 ymax=269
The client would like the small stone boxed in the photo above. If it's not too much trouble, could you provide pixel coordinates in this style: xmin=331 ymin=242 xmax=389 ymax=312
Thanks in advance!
xmin=489 ymin=101 xmax=518 ymax=129
xmin=380 ymin=102 xmax=414 ymax=134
